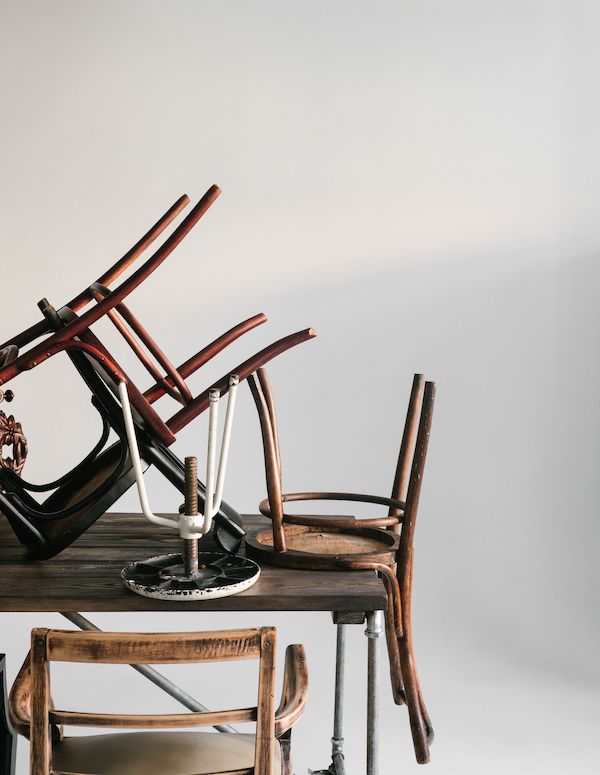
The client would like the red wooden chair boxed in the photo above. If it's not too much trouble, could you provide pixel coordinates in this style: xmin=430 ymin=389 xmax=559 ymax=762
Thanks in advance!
xmin=0 ymin=187 xmax=315 ymax=558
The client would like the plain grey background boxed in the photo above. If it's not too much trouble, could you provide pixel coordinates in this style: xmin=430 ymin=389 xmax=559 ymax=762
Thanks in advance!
xmin=1 ymin=1 xmax=598 ymax=772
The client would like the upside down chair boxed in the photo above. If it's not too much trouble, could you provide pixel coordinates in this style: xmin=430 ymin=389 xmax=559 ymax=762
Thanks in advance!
xmin=245 ymin=369 xmax=435 ymax=763
xmin=0 ymin=186 xmax=315 ymax=558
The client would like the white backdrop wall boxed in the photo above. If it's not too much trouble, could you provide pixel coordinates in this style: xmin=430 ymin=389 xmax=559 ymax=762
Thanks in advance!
xmin=1 ymin=2 xmax=598 ymax=773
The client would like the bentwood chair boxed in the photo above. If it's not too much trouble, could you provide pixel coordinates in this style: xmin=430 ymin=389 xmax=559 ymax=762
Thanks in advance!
xmin=244 ymin=369 xmax=435 ymax=763
xmin=10 ymin=627 xmax=308 ymax=775
xmin=0 ymin=185 xmax=315 ymax=558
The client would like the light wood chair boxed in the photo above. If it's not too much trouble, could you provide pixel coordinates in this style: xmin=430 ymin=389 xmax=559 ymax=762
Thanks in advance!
xmin=9 ymin=627 xmax=308 ymax=775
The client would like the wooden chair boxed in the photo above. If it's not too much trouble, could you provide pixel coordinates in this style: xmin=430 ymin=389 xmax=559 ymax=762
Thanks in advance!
xmin=244 ymin=369 xmax=435 ymax=763
xmin=9 ymin=627 xmax=308 ymax=775
xmin=0 ymin=186 xmax=316 ymax=558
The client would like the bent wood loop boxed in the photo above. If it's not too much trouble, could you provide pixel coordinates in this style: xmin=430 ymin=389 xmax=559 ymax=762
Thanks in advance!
xmin=0 ymin=186 xmax=220 ymax=387
xmin=0 ymin=194 xmax=190 ymax=352
xmin=274 ymin=645 xmax=308 ymax=737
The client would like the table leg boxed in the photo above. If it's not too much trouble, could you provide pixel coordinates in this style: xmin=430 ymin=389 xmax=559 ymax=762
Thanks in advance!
xmin=366 ymin=610 xmax=383 ymax=775
xmin=309 ymin=620 xmax=348 ymax=775
xmin=0 ymin=655 xmax=16 ymax=775
xmin=331 ymin=623 xmax=347 ymax=775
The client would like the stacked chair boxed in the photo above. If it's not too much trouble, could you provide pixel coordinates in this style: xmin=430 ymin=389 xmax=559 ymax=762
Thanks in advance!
xmin=0 ymin=185 xmax=438 ymax=767
xmin=0 ymin=186 xmax=315 ymax=558
xmin=245 ymin=369 xmax=435 ymax=763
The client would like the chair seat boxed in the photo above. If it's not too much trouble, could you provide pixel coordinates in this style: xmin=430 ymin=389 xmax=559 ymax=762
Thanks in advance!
xmin=51 ymin=730 xmax=282 ymax=775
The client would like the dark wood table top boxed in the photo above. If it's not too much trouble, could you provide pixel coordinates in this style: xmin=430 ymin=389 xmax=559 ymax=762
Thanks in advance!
xmin=0 ymin=513 xmax=387 ymax=613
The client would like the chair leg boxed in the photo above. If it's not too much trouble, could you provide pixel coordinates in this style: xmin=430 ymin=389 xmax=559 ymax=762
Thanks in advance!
xmin=279 ymin=729 xmax=292 ymax=775
xmin=384 ymin=594 xmax=406 ymax=705
xmin=398 ymin=552 xmax=432 ymax=764
xmin=397 ymin=634 xmax=430 ymax=763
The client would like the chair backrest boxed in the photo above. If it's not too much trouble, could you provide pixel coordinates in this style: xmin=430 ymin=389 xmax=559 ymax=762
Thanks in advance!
xmin=395 ymin=379 xmax=435 ymax=588
xmin=27 ymin=627 xmax=278 ymax=775
xmin=249 ymin=369 xmax=433 ymax=525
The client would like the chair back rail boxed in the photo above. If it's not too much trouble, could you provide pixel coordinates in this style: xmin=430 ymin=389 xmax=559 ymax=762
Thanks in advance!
xmin=46 ymin=629 xmax=262 ymax=663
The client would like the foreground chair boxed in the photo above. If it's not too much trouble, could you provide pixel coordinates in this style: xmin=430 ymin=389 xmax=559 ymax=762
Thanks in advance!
xmin=10 ymin=626 xmax=308 ymax=775
xmin=0 ymin=186 xmax=315 ymax=557
xmin=245 ymin=369 xmax=435 ymax=763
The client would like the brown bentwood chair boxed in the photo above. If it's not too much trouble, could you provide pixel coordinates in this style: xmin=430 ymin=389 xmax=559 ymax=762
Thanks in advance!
xmin=0 ymin=185 xmax=315 ymax=558
xmin=10 ymin=627 xmax=308 ymax=775
xmin=244 ymin=369 xmax=435 ymax=763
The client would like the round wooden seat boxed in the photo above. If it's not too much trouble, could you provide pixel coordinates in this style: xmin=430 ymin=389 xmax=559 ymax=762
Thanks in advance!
xmin=245 ymin=522 xmax=397 ymax=570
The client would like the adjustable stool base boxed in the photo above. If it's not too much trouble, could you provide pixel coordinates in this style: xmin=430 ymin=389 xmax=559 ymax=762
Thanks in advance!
xmin=122 ymin=552 xmax=260 ymax=600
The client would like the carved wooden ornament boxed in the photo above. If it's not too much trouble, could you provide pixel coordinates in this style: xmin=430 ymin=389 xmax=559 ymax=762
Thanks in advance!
xmin=0 ymin=410 xmax=27 ymax=475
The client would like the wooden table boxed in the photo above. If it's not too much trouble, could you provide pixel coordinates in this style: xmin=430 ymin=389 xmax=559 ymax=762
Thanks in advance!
xmin=0 ymin=513 xmax=387 ymax=774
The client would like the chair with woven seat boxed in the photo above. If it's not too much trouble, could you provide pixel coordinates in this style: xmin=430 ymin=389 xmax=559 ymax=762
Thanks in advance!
xmin=10 ymin=626 xmax=308 ymax=775
xmin=244 ymin=368 xmax=435 ymax=763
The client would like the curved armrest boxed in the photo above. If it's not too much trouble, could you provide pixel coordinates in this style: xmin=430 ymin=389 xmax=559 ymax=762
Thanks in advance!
xmin=9 ymin=652 xmax=31 ymax=738
xmin=8 ymin=652 xmax=62 ymax=742
xmin=275 ymin=644 xmax=308 ymax=737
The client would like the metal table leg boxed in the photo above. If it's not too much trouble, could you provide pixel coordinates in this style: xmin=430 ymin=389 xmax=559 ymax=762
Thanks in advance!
xmin=0 ymin=655 xmax=16 ymax=775
xmin=366 ymin=610 xmax=383 ymax=775
xmin=310 ymin=620 xmax=348 ymax=775
xmin=331 ymin=623 xmax=347 ymax=775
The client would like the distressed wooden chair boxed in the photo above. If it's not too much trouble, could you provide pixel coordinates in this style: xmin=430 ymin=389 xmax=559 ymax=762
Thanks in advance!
xmin=0 ymin=186 xmax=315 ymax=558
xmin=10 ymin=626 xmax=308 ymax=775
xmin=245 ymin=369 xmax=435 ymax=763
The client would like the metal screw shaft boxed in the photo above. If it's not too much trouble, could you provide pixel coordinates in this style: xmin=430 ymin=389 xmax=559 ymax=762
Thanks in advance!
xmin=183 ymin=456 xmax=199 ymax=576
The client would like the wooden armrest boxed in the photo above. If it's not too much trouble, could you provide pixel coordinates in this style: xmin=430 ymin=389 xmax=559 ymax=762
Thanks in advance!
xmin=275 ymin=644 xmax=308 ymax=737
xmin=8 ymin=652 xmax=62 ymax=742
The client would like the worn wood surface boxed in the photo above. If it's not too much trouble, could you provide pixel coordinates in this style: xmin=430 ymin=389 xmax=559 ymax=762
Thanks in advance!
xmin=22 ymin=625 xmax=292 ymax=775
xmin=0 ymin=513 xmax=387 ymax=613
